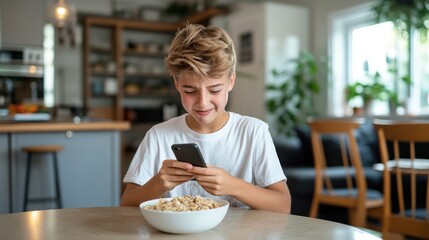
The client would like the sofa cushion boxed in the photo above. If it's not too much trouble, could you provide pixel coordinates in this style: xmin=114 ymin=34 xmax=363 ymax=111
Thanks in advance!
xmin=294 ymin=122 xmax=381 ymax=167
xmin=294 ymin=126 xmax=317 ymax=166
xmin=273 ymin=136 xmax=307 ymax=167
xmin=321 ymin=188 xmax=383 ymax=200
xmin=295 ymin=125 xmax=344 ymax=167
xmin=354 ymin=121 xmax=381 ymax=166
xmin=283 ymin=167 xmax=316 ymax=197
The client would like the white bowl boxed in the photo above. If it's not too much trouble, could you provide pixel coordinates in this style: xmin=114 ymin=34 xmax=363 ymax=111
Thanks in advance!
xmin=139 ymin=197 xmax=229 ymax=234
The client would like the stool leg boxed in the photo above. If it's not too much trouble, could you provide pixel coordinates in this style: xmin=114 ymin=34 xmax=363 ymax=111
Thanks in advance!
xmin=23 ymin=153 xmax=33 ymax=212
xmin=52 ymin=152 xmax=62 ymax=209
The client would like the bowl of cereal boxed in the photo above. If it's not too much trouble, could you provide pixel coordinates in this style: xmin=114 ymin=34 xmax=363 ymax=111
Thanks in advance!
xmin=139 ymin=195 xmax=229 ymax=234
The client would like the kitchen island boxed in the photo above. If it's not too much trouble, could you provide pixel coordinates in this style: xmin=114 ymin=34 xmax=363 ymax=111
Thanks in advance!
xmin=0 ymin=119 xmax=130 ymax=213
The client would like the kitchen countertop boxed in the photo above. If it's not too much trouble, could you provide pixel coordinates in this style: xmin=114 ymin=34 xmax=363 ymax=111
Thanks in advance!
xmin=0 ymin=117 xmax=130 ymax=132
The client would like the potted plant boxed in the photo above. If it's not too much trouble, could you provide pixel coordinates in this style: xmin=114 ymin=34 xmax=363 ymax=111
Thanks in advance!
xmin=266 ymin=52 xmax=321 ymax=136
xmin=345 ymin=72 xmax=391 ymax=115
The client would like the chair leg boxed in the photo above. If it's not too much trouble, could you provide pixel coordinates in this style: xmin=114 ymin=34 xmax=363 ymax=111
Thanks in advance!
xmin=348 ymin=208 xmax=366 ymax=227
xmin=384 ymin=232 xmax=405 ymax=240
xmin=23 ymin=153 xmax=33 ymax=212
xmin=366 ymin=206 xmax=383 ymax=231
xmin=52 ymin=152 xmax=62 ymax=209
xmin=309 ymin=197 xmax=319 ymax=218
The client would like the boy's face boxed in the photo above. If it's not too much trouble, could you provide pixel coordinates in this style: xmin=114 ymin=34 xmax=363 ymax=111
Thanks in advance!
xmin=174 ymin=71 xmax=235 ymax=133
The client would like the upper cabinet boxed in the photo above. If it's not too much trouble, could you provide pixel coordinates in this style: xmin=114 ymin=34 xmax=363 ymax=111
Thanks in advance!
xmin=0 ymin=0 xmax=45 ymax=47
xmin=82 ymin=7 xmax=228 ymax=122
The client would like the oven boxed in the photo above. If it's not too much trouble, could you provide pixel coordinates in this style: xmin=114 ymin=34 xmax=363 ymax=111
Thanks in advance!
xmin=0 ymin=48 xmax=44 ymax=106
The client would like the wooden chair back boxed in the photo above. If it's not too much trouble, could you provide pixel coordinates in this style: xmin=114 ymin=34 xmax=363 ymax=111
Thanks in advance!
xmin=308 ymin=118 xmax=383 ymax=229
xmin=374 ymin=119 xmax=429 ymax=239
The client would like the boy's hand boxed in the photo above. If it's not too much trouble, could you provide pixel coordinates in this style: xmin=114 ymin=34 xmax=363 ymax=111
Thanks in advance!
xmin=189 ymin=166 xmax=236 ymax=196
xmin=157 ymin=160 xmax=195 ymax=191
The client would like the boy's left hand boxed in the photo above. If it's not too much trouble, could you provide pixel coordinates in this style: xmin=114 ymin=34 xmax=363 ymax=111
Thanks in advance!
xmin=188 ymin=166 xmax=236 ymax=196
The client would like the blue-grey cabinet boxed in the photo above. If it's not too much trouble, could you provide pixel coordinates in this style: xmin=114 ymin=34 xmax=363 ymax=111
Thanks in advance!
xmin=0 ymin=134 xmax=9 ymax=213
xmin=3 ymin=130 xmax=121 ymax=213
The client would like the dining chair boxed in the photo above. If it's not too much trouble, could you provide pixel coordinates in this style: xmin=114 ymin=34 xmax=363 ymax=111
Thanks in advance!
xmin=373 ymin=119 xmax=429 ymax=239
xmin=308 ymin=118 xmax=383 ymax=229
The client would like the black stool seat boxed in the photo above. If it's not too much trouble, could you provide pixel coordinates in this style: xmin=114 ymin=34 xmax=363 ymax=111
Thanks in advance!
xmin=22 ymin=145 xmax=63 ymax=211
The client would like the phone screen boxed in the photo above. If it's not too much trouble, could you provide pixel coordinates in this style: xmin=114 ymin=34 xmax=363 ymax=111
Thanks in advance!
xmin=171 ymin=143 xmax=207 ymax=168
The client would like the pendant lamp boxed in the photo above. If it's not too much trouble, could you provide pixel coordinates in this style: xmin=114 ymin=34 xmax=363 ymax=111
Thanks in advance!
xmin=50 ymin=0 xmax=76 ymax=28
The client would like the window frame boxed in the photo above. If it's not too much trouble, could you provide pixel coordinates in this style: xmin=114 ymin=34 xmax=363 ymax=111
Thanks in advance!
xmin=328 ymin=3 xmax=429 ymax=116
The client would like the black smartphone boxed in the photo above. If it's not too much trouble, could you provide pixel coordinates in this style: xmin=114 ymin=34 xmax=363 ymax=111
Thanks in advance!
xmin=171 ymin=143 xmax=207 ymax=168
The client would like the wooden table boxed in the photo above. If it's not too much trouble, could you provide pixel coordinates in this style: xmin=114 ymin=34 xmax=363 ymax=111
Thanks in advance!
xmin=0 ymin=207 xmax=381 ymax=239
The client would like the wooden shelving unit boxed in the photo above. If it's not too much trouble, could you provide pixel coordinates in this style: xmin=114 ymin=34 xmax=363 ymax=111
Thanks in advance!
xmin=82 ymin=7 xmax=228 ymax=121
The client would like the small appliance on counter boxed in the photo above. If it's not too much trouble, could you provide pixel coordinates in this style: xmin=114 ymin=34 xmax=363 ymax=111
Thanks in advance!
xmin=0 ymin=47 xmax=45 ymax=106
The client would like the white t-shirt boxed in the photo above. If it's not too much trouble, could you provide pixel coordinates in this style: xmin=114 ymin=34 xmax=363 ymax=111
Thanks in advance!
xmin=123 ymin=112 xmax=286 ymax=208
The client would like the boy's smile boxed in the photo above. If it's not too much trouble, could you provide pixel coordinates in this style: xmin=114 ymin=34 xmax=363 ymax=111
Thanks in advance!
xmin=175 ymin=72 xmax=235 ymax=134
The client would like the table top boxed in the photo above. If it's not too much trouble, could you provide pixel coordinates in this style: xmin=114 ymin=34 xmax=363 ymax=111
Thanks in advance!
xmin=0 ymin=207 xmax=380 ymax=240
xmin=373 ymin=158 xmax=429 ymax=174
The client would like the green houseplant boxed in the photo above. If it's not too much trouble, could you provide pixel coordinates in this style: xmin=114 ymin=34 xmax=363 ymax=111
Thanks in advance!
xmin=372 ymin=0 xmax=428 ymax=96
xmin=345 ymin=72 xmax=392 ymax=114
xmin=266 ymin=52 xmax=320 ymax=136
xmin=373 ymin=0 xmax=428 ymax=40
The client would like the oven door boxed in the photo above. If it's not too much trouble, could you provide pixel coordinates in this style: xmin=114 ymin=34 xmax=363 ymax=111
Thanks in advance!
xmin=0 ymin=75 xmax=44 ymax=104
xmin=0 ymin=49 xmax=45 ymax=106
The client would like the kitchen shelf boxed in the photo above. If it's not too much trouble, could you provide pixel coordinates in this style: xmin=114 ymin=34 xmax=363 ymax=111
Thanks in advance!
xmin=90 ymin=47 xmax=113 ymax=54
xmin=83 ymin=7 xmax=228 ymax=121
xmin=123 ymin=49 xmax=166 ymax=58
xmin=124 ymin=89 xmax=178 ymax=98
xmin=90 ymin=71 xmax=116 ymax=77
xmin=124 ymin=72 xmax=170 ymax=78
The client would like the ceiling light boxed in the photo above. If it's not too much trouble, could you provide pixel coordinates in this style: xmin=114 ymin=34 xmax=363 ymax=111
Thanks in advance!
xmin=50 ymin=0 xmax=76 ymax=28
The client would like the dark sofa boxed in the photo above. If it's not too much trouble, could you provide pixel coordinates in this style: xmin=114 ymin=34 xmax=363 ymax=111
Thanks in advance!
xmin=274 ymin=119 xmax=429 ymax=224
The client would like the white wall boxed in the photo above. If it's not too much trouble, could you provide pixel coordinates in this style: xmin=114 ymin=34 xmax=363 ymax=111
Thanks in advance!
xmin=227 ymin=2 xmax=309 ymax=130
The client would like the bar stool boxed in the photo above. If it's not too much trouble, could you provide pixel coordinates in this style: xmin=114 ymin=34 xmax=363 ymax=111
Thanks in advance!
xmin=22 ymin=145 xmax=64 ymax=211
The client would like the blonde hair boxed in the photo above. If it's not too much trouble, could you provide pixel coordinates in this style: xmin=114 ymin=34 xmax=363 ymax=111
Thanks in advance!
xmin=165 ymin=24 xmax=236 ymax=80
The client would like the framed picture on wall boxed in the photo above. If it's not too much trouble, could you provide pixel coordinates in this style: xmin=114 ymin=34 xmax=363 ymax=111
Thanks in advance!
xmin=239 ymin=32 xmax=253 ymax=64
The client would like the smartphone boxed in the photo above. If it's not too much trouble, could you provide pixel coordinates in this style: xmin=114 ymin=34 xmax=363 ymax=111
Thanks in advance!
xmin=171 ymin=143 xmax=207 ymax=168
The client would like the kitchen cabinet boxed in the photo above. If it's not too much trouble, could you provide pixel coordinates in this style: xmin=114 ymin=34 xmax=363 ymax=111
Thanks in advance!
xmin=82 ymin=8 xmax=228 ymax=122
xmin=6 ymin=130 xmax=121 ymax=213
xmin=0 ymin=0 xmax=45 ymax=47
xmin=0 ymin=134 xmax=9 ymax=213
xmin=226 ymin=2 xmax=309 ymax=125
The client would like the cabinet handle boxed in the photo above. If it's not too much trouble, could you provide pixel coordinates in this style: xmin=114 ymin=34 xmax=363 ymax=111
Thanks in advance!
xmin=66 ymin=131 xmax=73 ymax=138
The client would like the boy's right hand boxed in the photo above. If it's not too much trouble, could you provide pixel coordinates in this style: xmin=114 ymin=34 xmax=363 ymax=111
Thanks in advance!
xmin=157 ymin=160 xmax=195 ymax=191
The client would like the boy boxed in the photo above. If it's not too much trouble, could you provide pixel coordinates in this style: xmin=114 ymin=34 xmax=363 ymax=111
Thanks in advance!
xmin=121 ymin=24 xmax=291 ymax=213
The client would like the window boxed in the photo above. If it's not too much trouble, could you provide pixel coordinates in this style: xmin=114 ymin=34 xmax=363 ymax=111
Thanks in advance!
xmin=44 ymin=24 xmax=55 ymax=107
xmin=329 ymin=3 xmax=429 ymax=116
